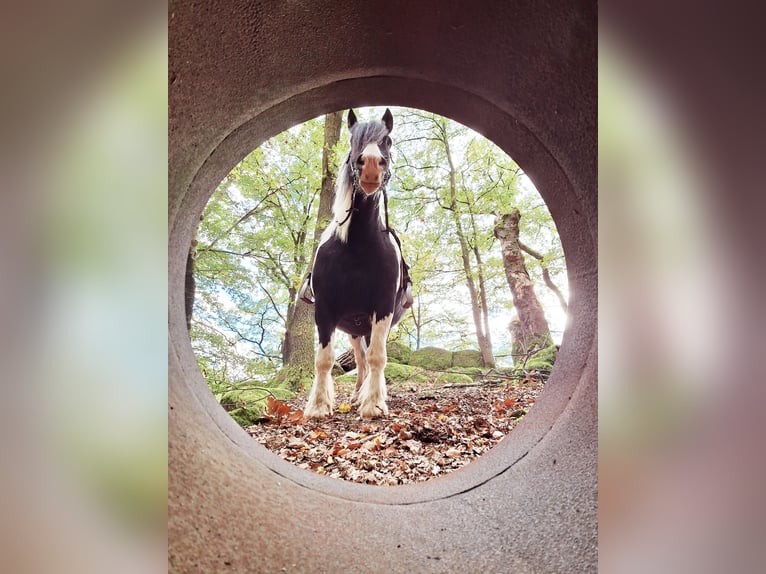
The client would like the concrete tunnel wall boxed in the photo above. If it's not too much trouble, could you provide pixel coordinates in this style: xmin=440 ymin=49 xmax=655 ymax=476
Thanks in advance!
xmin=169 ymin=2 xmax=597 ymax=572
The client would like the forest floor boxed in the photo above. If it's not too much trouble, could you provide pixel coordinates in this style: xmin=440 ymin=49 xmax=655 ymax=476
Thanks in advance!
xmin=246 ymin=374 xmax=544 ymax=486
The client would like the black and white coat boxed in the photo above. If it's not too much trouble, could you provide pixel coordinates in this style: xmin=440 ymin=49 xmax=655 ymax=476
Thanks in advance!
xmin=304 ymin=109 xmax=409 ymax=419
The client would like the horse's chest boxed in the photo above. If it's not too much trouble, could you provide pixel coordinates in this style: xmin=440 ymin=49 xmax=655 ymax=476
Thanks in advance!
xmin=314 ymin=237 xmax=398 ymax=302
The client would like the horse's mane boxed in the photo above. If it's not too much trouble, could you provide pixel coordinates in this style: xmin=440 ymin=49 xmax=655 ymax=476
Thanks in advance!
xmin=323 ymin=119 xmax=391 ymax=243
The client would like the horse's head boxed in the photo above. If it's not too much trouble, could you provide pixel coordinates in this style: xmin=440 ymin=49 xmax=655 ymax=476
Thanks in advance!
xmin=348 ymin=108 xmax=393 ymax=195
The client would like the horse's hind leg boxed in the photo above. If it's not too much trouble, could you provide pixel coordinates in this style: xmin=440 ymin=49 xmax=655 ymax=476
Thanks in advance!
xmin=304 ymin=330 xmax=335 ymax=419
xmin=348 ymin=334 xmax=369 ymax=405
xmin=357 ymin=313 xmax=392 ymax=419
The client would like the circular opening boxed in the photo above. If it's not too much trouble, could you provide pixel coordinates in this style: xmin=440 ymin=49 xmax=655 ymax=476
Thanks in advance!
xmin=170 ymin=74 xmax=596 ymax=507
xmin=188 ymin=107 xmax=568 ymax=486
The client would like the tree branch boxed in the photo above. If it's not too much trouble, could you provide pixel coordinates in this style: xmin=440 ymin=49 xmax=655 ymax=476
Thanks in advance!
xmin=519 ymin=241 xmax=568 ymax=314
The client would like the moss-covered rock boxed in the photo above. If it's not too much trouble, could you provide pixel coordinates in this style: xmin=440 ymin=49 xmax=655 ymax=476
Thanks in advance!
xmin=336 ymin=362 xmax=429 ymax=386
xmin=227 ymin=407 xmax=259 ymax=427
xmin=220 ymin=384 xmax=294 ymax=427
xmin=451 ymin=349 xmax=484 ymax=368
xmin=448 ymin=366 xmax=485 ymax=380
xmin=434 ymin=372 xmax=474 ymax=385
xmin=387 ymin=340 xmax=413 ymax=364
xmin=272 ymin=364 xmax=313 ymax=392
xmin=523 ymin=344 xmax=558 ymax=372
xmin=409 ymin=346 xmax=453 ymax=370
xmin=385 ymin=362 xmax=429 ymax=384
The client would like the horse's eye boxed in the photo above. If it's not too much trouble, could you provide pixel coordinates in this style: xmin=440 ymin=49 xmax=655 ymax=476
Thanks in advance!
xmin=355 ymin=155 xmax=364 ymax=166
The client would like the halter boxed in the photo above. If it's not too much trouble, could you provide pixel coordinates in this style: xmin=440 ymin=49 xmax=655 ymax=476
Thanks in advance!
xmin=302 ymin=149 xmax=411 ymax=309
xmin=336 ymin=153 xmax=393 ymax=231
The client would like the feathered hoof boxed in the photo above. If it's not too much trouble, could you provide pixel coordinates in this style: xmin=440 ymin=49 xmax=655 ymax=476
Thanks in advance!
xmin=358 ymin=400 xmax=388 ymax=419
xmin=303 ymin=401 xmax=333 ymax=419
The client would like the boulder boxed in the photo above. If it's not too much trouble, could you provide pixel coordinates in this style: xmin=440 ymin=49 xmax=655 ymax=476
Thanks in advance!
xmin=451 ymin=349 xmax=484 ymax=368
xmin=409 ymin=346 xmax=453 ymax=370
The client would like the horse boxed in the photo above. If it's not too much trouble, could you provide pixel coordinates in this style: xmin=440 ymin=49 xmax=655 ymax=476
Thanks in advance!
xmin=301 ymin=108 xmax=412 ymax=419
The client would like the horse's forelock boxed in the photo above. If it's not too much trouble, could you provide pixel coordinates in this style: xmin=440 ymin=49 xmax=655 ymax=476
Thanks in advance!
xmin=349 ymin=120 xmax=390 ymax=158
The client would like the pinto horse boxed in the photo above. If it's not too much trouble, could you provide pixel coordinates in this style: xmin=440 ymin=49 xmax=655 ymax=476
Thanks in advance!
xmin=302 ymin=108 xmax=412 ymax=419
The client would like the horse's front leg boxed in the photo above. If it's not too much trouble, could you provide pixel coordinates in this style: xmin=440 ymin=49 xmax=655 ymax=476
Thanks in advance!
xmin=304 ymin=325 xmax=335 ymax=419
xmin=357 ymin=312 xmax=392 ymax=419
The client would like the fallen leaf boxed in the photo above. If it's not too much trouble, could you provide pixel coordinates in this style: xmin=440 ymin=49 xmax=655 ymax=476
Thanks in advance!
xmin=338 ymin=403 xmax=352 ymax=413
xmin=286 ymin=410 xmax=304 ymax=424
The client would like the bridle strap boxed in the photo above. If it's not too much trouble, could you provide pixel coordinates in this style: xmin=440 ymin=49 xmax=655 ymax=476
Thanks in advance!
xmin=340 ymin=153 xmax=393 ymax=232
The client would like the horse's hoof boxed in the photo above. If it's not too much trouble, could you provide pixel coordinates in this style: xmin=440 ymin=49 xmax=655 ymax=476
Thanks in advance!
xmin=358 ymin=402 xmax=388 ymax=419
xmin=303 ymin=403 xmax=333 ymax=419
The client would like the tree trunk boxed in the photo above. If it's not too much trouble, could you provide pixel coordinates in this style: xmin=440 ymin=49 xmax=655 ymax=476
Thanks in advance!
xmin=282 ymin=111 xmax=343 ymax=374
xmin=519 ymin=240 xmax=568 ymax=315
xmin=494 ymin=210 xmax=553 ymax=365
xmin=184 ymin=239 xmax=196 ymax=333
xmin=440 ymin=120 xmax=495 ymax=367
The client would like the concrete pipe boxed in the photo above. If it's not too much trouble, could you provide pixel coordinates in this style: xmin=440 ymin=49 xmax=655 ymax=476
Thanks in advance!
xmin=169 ymin=1 xmax=596 ymax=572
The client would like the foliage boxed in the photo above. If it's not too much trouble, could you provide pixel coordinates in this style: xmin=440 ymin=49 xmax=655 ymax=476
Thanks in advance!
xmin=189 ymin=108 xmax=566 ymax=402
xmin=191 ymin=116 xmax=339 ymax=390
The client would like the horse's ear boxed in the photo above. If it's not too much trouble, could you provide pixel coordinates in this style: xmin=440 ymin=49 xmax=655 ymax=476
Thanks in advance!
xmin=347 ymin=109 xmax=357 ymax=129
xmin=382 ymin=108 xmax=393 ymax=133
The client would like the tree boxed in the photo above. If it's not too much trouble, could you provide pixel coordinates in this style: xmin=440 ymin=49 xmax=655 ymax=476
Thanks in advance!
xmin=493 ymin=209 xmax=554 ymax=365
xmin=392 ymin=111 xmax=508 ymax=366
xmin=189 ymin=107 xmax=567 ymax=398
xmin=191 ymin=116 xmax=330 ymax=389
xmin=281 ymin=111 xmax=343 ymax=386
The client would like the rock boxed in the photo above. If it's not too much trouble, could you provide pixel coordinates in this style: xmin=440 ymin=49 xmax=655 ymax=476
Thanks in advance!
xmin=451 ymin=349 xmax=484 ymax=368
xmin=387 ymin=340 xmax=412 ymax=364
xmin=409 ymin=346 xmax=453 ymax=370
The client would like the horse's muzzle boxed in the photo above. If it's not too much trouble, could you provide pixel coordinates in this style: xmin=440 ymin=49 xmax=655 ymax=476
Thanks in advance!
xmin=359 ymin=180 xmax=380 ymax=194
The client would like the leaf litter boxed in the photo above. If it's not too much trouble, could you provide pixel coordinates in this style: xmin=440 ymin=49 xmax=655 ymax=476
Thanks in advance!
xmin=247 ymin=377 xmax=544 ymax=486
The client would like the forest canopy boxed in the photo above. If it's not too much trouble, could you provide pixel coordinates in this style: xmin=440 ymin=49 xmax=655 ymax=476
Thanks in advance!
xmin=189 ymin=108 xmax=567 ymax=396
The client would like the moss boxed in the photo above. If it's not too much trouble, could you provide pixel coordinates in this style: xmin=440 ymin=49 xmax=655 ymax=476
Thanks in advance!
xmin=523 ymin=344 xmax=558 ymax=372
xmin=409 ymin=346 xmax=453 ymax=370
xmin=336 ymin=363 xmax=429 ymax=386
xmin=228 ymin=407 xmax=258 ymax=427
xmin=451 ymin=349 xmax=484 ymax=368
xmin=220 ymin=383 xmax=294 ymax=427
xmin=385 ymin=362 xmax=429 ymax=384
xmin=434 ymin=372 xmax=474 ymax=385
xmin=336 ymin=372 xmax=357 ymax=385
xmin=387 ymin=340 xmax=412 ymax=364
xmin=272 ymin=364 xmax=313 ymax=392
xmin=448 ymin=366 xmax=485 ymax=380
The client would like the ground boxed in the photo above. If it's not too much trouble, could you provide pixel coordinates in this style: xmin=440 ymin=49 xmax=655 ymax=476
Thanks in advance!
xmin=246 ymin=373 xmax=544 ymax=486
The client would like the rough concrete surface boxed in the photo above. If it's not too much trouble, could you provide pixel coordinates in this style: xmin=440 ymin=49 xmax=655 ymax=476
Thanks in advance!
xmin=169 ymin=1 xmax=597 ymax=572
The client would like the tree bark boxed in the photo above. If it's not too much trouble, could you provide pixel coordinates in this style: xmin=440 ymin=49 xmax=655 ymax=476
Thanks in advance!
xmin=184 ymin=239 xmax=196 ymax=333
xmin=282 ymin=111 xmax=343 ymax=374
xmin=519 ymin=240 xmax=568 ymax=315
xmin=493 ymin=210 xmax=553 ymax=365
